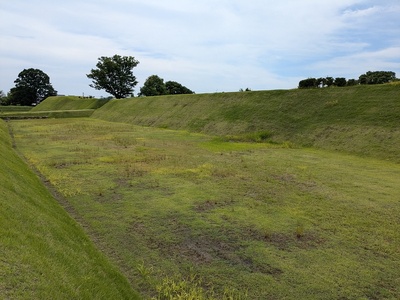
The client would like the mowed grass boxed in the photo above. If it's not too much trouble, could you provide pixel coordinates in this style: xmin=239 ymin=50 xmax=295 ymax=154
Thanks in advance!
xmin=0 ymin=109 xmax=96 ymax=119
xmin=11 ymin=118 xmax=400 ymax=299
xmin=0 ymin=120 xmax=139 ymax=299
xmin=91 ymin=84 xmax=400 ymax=162
xmin=0 ymin=106 xmax=32 ymax=113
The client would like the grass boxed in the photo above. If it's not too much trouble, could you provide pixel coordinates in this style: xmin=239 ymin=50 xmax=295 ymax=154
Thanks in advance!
xmin=91 ymin=84 xmax=400 ymax=162
xmin=0 ymin=106 xmax=32 ymax=113
xmin=32 ymin=95 xmax=109 ymax=111
xmin=0 ymin=109 xmax=96 ymax=119
xmin=0 ymin=96 xmax=109 ymax=119
xmin=10 ymin=117 xmax=400 ymax=299
xmin=0 ymin=119 xmax=139 ymax=299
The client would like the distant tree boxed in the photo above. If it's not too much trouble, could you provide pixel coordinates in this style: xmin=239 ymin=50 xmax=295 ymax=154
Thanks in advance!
xmin=347 ymin=79 xmax=358 ymax=86
xmin=298 ymin=78 xmax=317 ymax=89
xmin=87 ymin=55 xmax=139 ymax=98
xmin=0 ymin=90 xmax=7 ymax=105
xmin=334 ymin=77 xmax=347 ymax=87
xmin=359 ymin=71 xmax=396 ymax=85
xmin=317 ymin=77 xmax=327 ymax=88
xmin=325 ymin=77 xmax=334 ymax=87
xmin=358 ymin=74 xmax=368 ymax=85
xmin=139 ymin=76 xmax=194 ymax=96
xmin=139 ymin=75 xmax=167 ymax=96
xmin=8 ymin=68 xmax=57 ymax=105
xmin=165 ymin=81 xmax=194 ymax=95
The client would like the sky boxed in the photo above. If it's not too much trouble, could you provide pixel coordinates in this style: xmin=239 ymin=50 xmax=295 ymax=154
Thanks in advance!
xmin=1 ymin=0 xmax=400 ymax=97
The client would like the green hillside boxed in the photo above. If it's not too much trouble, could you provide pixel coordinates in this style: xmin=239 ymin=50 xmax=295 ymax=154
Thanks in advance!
xmin=92 ymin=84 xmax=400 ymax=162
xmin=32 ymin=95 xmax=109 ymax=111
xmin=0 ymin=120 xmax=139 ymax=299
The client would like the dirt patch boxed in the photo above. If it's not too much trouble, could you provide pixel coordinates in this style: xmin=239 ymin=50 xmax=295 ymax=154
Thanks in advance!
xmin=272 ymin=173 xmax=317 ymax=192
xmin=171 ymin=231 xmax=284 ymax=276
xmin=193 ymin=199 xmax=235 ymax=213
xmin=263 ymin=231 xmax=325 ymax=251
xmin=129 ymin=216 xmax=284 ymax=276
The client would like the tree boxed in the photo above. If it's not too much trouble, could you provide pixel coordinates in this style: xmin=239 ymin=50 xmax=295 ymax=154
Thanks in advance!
xmin=0 ymin=90 xmax=7 ymax=105
xmin=298 ymin=78 xmax=317 ymax=88
xmin=8 ymin=68 xmax=57 ymax=105
xmin=325 ymin=77 xmax=334 ymax=87
xmin=165 ymin=81 xmax=194 ymax=95
xmin=334 ymin=77 xmax=347 ymax=87
xmin=347 ymin=79 xmax=357 ymax=86
xmin=317 ymin=77 xmax=327 ymax=88
xmin=139 ymin=75 xmax=195 ymax=96
xmin=139 ymin=75 xmax=167 ymax=96
xmin=87 ymin=55 xmax=139 ymax=98
xmin=359 ymin=71 xmax=396 ymax=85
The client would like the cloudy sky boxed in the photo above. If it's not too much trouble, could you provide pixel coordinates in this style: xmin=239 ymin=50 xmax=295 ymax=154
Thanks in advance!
xmin=1 ymin=0 xmax=399 ymax=97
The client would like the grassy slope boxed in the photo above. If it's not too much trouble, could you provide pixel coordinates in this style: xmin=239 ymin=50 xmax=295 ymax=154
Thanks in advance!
xmin=32 ymin=96 xmax=109 ymax=111
xmin=0 ymin=120 xmax=139 ymax=299
xmin=92 ymin=84 xmax=400 ymax=162
xmin=0 ymin=106 xmax=32 ymax=113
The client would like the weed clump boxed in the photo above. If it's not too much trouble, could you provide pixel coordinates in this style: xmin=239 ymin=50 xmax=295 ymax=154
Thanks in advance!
xmin=220 ymin=131 xmax=273 ymax=143
xmin=154 ymin=274 xmax=248 ymax=300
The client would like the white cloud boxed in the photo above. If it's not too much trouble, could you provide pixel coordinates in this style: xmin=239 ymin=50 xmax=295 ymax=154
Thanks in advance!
xmin=309 ymin=47 xmax=400 ymax=79
xmin=1 ymin=0 xmax=399 ymax=96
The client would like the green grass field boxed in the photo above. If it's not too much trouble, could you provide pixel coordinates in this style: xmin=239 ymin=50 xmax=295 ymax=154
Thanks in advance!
xmin=0 ymin=120 xmax=139 ymax=299
xmin=3 ymin=84 xmax=400 ymax=299
xmin=10 ymin=117 xmax=400 ymax=299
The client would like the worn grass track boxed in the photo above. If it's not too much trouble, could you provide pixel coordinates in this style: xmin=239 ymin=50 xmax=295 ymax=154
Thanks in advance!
xmin=10 ymin=117 xmax=400 ymax=299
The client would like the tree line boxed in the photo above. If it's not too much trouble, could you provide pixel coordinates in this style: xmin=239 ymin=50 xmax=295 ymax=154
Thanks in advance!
xmin=298 ymin=71 xmax=397 ymax=89
xmin=2 ymin=57 xmax=398 ymax=106
xmin=1 ymin=55 xmax=194 ymax=106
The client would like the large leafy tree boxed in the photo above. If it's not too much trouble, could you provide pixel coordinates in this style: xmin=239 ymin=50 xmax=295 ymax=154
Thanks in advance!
xmin=87 ymin=55 xmax=139 ymax=98
xmin=8 ymin=68 xmax=57 ymax=105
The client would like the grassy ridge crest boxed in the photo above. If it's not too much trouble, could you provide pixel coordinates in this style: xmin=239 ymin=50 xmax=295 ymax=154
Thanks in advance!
xmin=0 ymin=120 xmax=139 ymax=299
xmin=32 ymin=95 xmax=109 ymax=111
xmin=91 ymin=84 xmax=400 ymax=161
